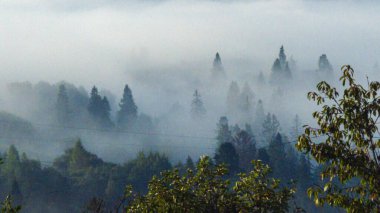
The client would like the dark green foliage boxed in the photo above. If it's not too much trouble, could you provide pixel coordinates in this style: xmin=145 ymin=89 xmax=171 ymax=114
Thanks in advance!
xmin=297 ymin=65 xmax=380 ymax=211
xmin=257 ymin=148 xmax=270 ymax=166
xmin=125 ymin=157 xmax=296 ymax=213
xmin=214 ymin=142 xmax=239 ymax=174
xmin=0 ymin=196 xmax=21 ymax=213
xmin=87 ymin=86 xmax=113 ymax=128
xmin=232 ymin=130 xmax=256 ymax=171
xmin=117 ymin=84 xmax=137 ymax=129
xmin=123 ymin=152 xmax=172 ymax=192
xmin=268 ymin=133 xmax=287 ymax=178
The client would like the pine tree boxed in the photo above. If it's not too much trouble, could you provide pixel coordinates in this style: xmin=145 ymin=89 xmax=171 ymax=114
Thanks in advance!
xmin=318 ymin=54 xmax=333 ymax=72
xmin=262 ymin=113 xmax=280 ymax=144
xmin=267 ymin=133 xmax=287 ymax=178
xmin=10 ymin=179 xmax=22 ymax=206
xmin=87 ymin=86 xmax=113 ymax=128
xmin=279 ymin=45 xmax=287 ymax=67
xmin=255 ymin=100 xmax=265 ymax=126
xmin=227 ymin=81 xmax=240 ymax=114
xmin=270 ymin=46 xmax=292 ymax=83
xmin=298 ymin=154 xmax=312 ymax=189
xmin=191 ymin=90 xmax=206 ymax=119
xmin=56 ymin=84 xmax=70 ymax=125
xmin=232 ymin=130 xmax=256 ymax=171
xmin=290 ymin=114 xmax=302 ymax=141
xmin=214 ymin=142 xmax=239 ymax=173
xmin=88 ymin=86 xmax=103 ymax=118
xmin=212 ymin=52 xmax=225 ymax=78
xmin=216 ymin=117 xmax=232 ymax=144
xmin=257 ymin=148 xmax=270 ymax=165
xmin=117 ymin=84 xmax=138 ymax=129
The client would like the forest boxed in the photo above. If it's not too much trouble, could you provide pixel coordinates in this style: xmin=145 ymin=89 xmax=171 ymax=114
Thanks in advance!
xmin=1 ymin=0 xmax=380 ymax=212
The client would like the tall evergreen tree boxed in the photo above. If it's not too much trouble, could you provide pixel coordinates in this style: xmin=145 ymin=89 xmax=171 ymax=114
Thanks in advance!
xmin=232 ymin=130 xmax=256 ymax=171
xmin=267 ymin=133 xmax=287 ymax=179
xmin=214 ymin=142 xmax=239 ymax=174
xmin=226 ymin=81 xmax=240 ymax=114
xmin=297 ymin=154 xmax=312 ymax=189
xmin=270 ymin=46 xmax=292 ymax=83
xmin=87 ymin=86 xmax=113 ymax=128
xmin=216 ymin=117 xmax=232 ymax=144
xmin=211 ymin=52 xmax=225 ymax=78
xmin=257 ymin=148 xmax=270 ymax=165
xmin=262 ymin=113 xmax=280 ymax=144
xmin=191 ymin=90 xmax=206 ymax=119
xmin=318 ymin=54 xmax=333 ymax=72
xmin=56 ymin=84 xmax=70 ymax=125
xmin=117 ymin=84 xmax=138 ymax=129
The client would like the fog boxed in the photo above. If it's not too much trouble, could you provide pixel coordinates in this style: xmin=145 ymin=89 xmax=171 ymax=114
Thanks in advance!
xmin=0 ymin=0 xmax=380 ymax=163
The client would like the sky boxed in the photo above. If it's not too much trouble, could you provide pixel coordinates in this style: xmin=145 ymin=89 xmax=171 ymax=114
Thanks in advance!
xmin=1 ymin=0 xmax=380 ymax=114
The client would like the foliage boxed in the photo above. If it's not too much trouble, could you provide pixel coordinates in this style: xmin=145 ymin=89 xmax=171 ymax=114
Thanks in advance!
xmin=125 ymin=157 xmax=296 ymax=213
xmin=117 ymin=84 xmax=138 ymax=129
xmin=0 ymin=196 xmax=21 ymax=213
xmin=296 ymin=65 xmax=380 ymax=211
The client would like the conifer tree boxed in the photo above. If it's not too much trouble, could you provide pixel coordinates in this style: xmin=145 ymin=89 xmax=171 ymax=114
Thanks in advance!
xmin=257 ymin=148 xmax=270 ymax=165
xmin=267 ymin=133 xmax=287 ymax=178
xmin=226 ymin=81 xmax=240 ymax=114
xmin=262 ymin=113 xmax=280 ymax=143
xmin=216 ymin=117 xmax=232 ymax=144
xmin=87 ymin=86 xmax=113 ymax=128
xmin=318 ymin=54 xmax=333 ymax=72
xmin=117 ymin=84 xmax=138 ymax=129
xmin=214 ymin=142 xmax=239 ymax=173
xmin=56 ymin=84 xmax=70 ymax=125
xmin=191 ymin=90 xmax=206 ymax=119
xmin=211 ymin=52 xmax=225 ymax=78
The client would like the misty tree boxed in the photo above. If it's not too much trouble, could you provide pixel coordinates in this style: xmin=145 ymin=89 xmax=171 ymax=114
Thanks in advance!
xmin=191 ymin=89 xmax=206 ymax=119
xmin=239 ymin=83 xmax=254 ymax=123
xmin=297 ymin=154 xmax=312 ymax=189
xmin=226 ymin=81 xmax=240 ymax=114
xmin=270 ymin=46 xmax=292 ymax=83
xmin=317 ymin=54 xmax=333 ymax=73
xmin=232 ymin=130 xmax=256 ymax=171
xmin=254 ymin=99 xmax=265 ymax=129
xmin=267 ymin=133 xmax=287 ymax=179
xmin=216 ymin=116 xmax=232 ymax=144
xmin=257 ymin=71 xmax=266 ymax=84
xmin=290 ymin=114 xmax=302 ymax=141
xmin=55 ymin=84 xmax=71 ymax=125
xmin=257 ymin=148 xmax=270 ymax=166
xmin=262 ymin=113 xmax=280 ymax=144
xmin=211 ymin=52 xmax=225 ymax=78
xmin=289 ymin=56 xmax=297 ymax=72
xmin=117 ymin=84 xmax=138 ymax=129
xmin=214 ymin=142 xmax=239 ymax=174
xmin=88 ymin=86 xmax=113 ymax=128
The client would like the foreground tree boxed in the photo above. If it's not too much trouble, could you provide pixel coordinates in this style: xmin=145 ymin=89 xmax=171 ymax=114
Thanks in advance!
xmin=125 ymin=156 xmax=296 ymax=213
xmin=297 ymin=65 xmax=380 ymax=211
